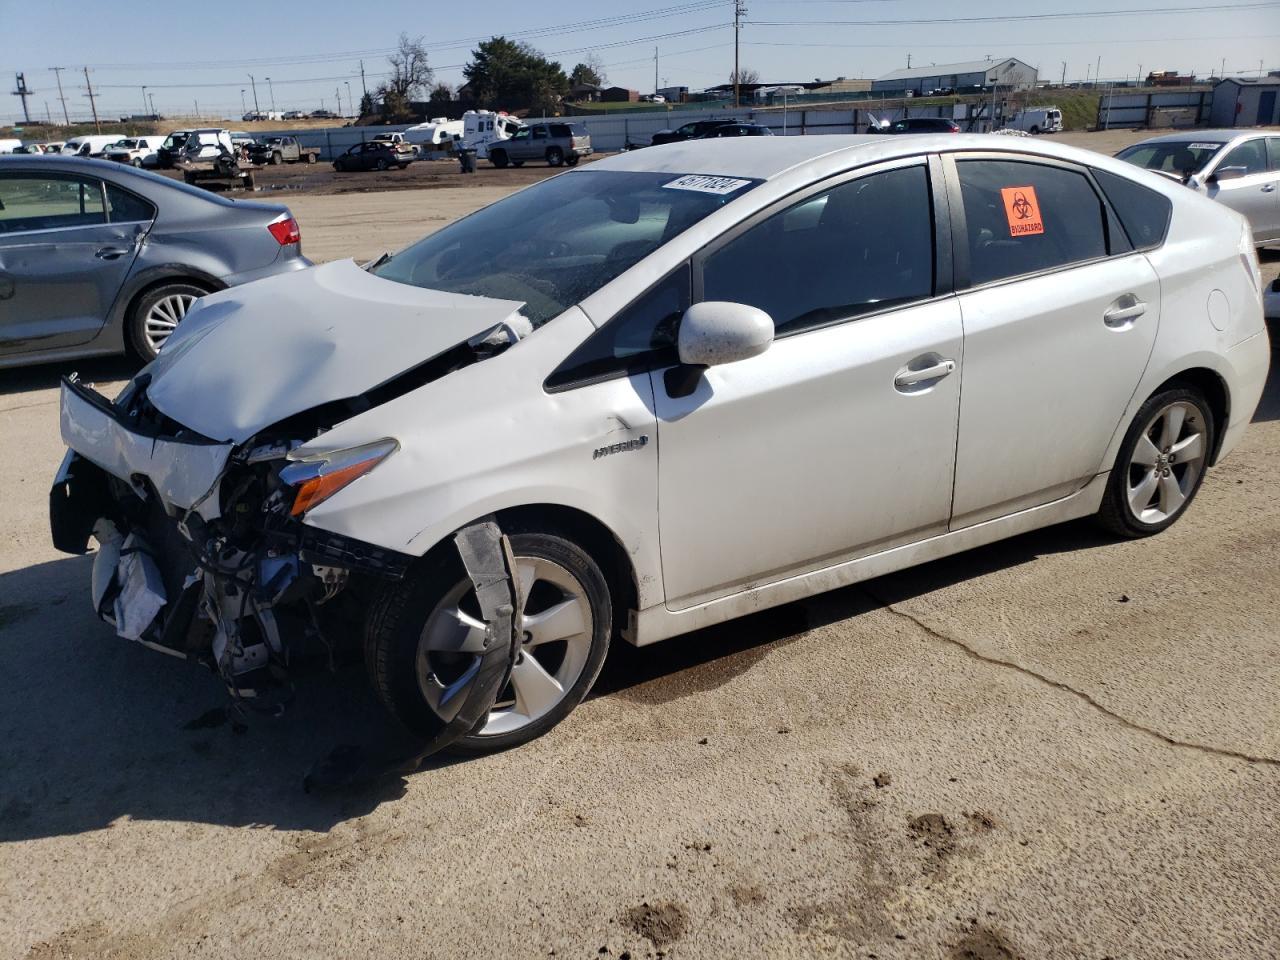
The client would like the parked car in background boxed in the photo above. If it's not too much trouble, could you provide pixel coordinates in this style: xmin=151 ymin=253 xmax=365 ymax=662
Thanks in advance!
xmin=695 ymin=123 xmax=774 ymax=138
xmin=62 ymin=135 xmax=126 ymax=158
xmin=332 ymin=141 xmax=411 ymax=171
xmin=650 ymin=118 xmax=741 ymax=146
xmin=248 ymin=136 xmax=318 ymax=165
xmin=310 ymin=109 xmax=339 ymax=119
xmin=370 ymin=132 xmax=417 ymax=160
xmin=884 ymin=117 xmax=961 ymax=134
xmin=282 ymin=110 xmax=305 ymax=120
xmin=48 ymin=136 xmax=1268 ymax=760
xmin=1265 ymin=278 xmax=1280 ymax=321
xmin=488 ymin=122 xmax=591 ymax=168
xmin=1116 ymin=130 xmax=1280 ymax=246
xmin=0 ymin=139 xmax=22 ymax=154
xmin=155 ymin=130 xmax=191 ymax=169
xmin=1006 ymin=107 xmax=1064 ymax=134
xmin=10 ymin=144 xmax=48 ymax=155
xmin=0 ymin=155 xmax=307 ymax=368
xmin=104 ymin=136 xmax=167 ymax=167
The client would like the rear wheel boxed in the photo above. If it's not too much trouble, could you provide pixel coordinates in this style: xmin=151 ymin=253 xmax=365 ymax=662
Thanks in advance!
xmin=305 ymin=153 xmax=316 ymax=164
xmin=546 ymin=146 xmax=564 ymax=167
xmin=1096 ymin=386 xmax=1214 ymax=537
xmin=1029 ymin=125 xmax=1041 ymax=135
xmin=366 ymin=531 xmax=612 ymax=753
xmin=565 ymin=154 xmax=579 ymax=166
xmin=490 ymin=149 xmax=509 ymax=169
xmin=376 ymin=157 xmax=389 ymax=171
xmin=127 ymin=281 xmax=207 ymax=361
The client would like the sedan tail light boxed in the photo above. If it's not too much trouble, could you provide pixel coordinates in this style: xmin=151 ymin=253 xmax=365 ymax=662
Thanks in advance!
xmin=267 ymin=215 xmax=301 ymax=246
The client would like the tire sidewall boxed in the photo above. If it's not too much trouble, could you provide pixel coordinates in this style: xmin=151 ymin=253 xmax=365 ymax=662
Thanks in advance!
xmin=367 ymin=531 xmax=612 ymax=754
xmin=127 ymin=281 xmax=207 ymax=362
xmin=1101 ymin=386 xmax=1215 ymax=537
xmin=490 ymin=150 xmax=508 ymax=168
xmin=546 ymin=147 xmax=564 ymax=166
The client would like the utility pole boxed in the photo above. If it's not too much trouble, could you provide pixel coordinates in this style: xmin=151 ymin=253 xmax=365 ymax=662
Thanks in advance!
xmin=654 ymin=47 xmax=659 ymax=96
xmin=248 ymin=74 xmax=260 ymax=115
xmin=359 ymin=60 xmax=368 ymax=98
xmin=82 ymin=67 xmax=100 ymax=132
xmin=45 ymin=100 xmax=52 ymax=123
xmin=240 ymin=89 xmax=246 ymax=114
xmin=49 ymin=67 xmax=70 ymax=125
xmin=148 ymin=92 xmax=156 ymax=116
xmin=336 ymin=87 xmax=342 ymax=117
xmin=1138 ymin=64 xmax=1144 ymax=86
xmin=1095 ymin=55 xmax=1102 ymax=86
xmin=266 ymin=76 xmax=276 ymax=113
xmin=11 ymin=73 xmax=33 ymax=124
xmin=344 ymin=81 xmax=352 ymax=116
xmin=1060 ymin=62 xmax=1067 ymax=85
xmin=141 ymin=85 xmax=148 ymax=116
xmin=733 ymin=0 xmax=746 ymax=108
xmin=906 ymin=53 xmax=912 ymax=69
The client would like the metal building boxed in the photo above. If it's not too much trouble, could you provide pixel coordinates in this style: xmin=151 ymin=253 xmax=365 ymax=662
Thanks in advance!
xmin=1209 ymin=76 xmax=1280 ymax=127
xmin=873 ymin=58 xmax=1038 ymax=95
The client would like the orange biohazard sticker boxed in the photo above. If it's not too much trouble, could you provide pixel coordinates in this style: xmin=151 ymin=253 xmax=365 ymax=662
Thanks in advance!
xmin=1000 ymin=185 xmax=1044 ymax=237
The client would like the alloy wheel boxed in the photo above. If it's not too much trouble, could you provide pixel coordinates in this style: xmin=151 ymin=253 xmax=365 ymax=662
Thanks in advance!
xmin=1126 ymin=400 xmax=1207 ymax=524
xmin=144 ymin=292 xmax=196 ymax=353
xmin=416 ymin=554 xmax=594 ymax=737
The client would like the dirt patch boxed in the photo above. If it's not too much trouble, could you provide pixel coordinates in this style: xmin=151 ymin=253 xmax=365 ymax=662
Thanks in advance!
xmin=623 ymin=901 xmax=689 ymax=947
xmin=24 ymin=920 xmax=108 ymax=960
xmin=728 ymin=883 xmax=767 ymax=906
xmin=965 ymin=810 xmax=998 ymax=832
xmin=873 ymin=771 xmax=893 ymax=788
xmin=907 ymin=813 xmax=956 ymax=871
xmin=951 ymin=925 xmax=1024 ymax=960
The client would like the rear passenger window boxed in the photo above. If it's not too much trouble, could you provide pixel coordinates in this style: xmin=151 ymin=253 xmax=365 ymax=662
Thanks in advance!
xmin=701 ymin=165 xmax=935 ymax=335
xmin=1219 ymin=139 xmax=1268 ymax=176
xmin=956 ymin=159 xmax=1107 ymax=286
xmin=1269 ymin=138 xmax=1280 ymax=172
xmin=106 ymin=184 xmax=156 ymax=223
xmin=0 ymin=175 xmax=106 ymax=233
xmin=1091 ymin=168 xmax=1172 ymax=250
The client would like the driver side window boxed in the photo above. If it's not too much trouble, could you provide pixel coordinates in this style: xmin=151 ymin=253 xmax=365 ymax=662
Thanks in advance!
xmin=1219 ymin=139 xmax=1268 ymax=177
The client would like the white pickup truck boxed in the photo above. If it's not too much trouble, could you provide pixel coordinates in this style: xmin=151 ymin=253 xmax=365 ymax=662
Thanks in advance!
xmin=104 ymin=135 xmax=167 ymax=167
xmin=1005 ymin=106 xmax=1063 ymax=135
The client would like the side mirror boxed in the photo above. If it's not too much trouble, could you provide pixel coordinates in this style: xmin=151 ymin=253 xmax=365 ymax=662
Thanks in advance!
xmin=666 ymin=302 xmax=773 ymax=399
xmin=677 ymin=301 xmax=774 ymax=368
xmin=1210 ymin=165 xmax=1248 ymax=183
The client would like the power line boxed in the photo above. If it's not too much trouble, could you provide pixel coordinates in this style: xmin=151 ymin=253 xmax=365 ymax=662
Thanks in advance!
xmin=750 ymin=2 xmax=1280 ymax=27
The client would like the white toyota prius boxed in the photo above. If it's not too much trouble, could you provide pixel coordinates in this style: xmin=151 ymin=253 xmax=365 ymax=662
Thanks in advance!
xmin=52 ymin=135 xmax=1270 ymax=758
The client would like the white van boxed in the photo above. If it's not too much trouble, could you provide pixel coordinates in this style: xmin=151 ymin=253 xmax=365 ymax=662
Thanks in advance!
xmin=0 ymin=138 xmax=23 ymax=154
xmin=62 ymin=135 xmax=129 ymax=158
xmin=1005 ymin=107 xmax=1063 ymax=135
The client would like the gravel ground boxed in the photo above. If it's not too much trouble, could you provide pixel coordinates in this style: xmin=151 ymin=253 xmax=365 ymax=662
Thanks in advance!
xmin=1 ymin=129 xmax=1278 ymax=960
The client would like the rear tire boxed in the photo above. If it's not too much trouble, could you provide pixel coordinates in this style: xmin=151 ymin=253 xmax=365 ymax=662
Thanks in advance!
xmin=305 ymin=153 xmax=316 ymax=164
xmin=565 ymin=154 xmax=579 ymax=166
xmin=127 ymin=281 xmax=207 ymax=362
xmin=490 ymin=150 xmax=509 ymax=169
xmin=1095 ymin=386 xmax=1215 ymax=538
xmin=546 ymin=147 xmax=564 ymax=167
xmin=376 ymin=158 xmax=389 ymax=171
xmin=1029 ymin=125 xmax=1041 ymax=135
xmin=365 ymin=531 xmax=612 ymax=754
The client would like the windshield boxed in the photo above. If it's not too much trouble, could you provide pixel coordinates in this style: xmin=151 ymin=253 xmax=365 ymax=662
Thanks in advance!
xmin=1117 ymin=140 xmax=1224 ymax=177
xmin=372 ymin=170 xmax=760 ymax=327
xmin=117 ymin=139 xmax=139 ymax=149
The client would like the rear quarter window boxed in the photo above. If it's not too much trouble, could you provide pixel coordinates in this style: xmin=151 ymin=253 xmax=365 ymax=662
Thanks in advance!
xmin=1091 ymin=168 xmax=1173 ymax=251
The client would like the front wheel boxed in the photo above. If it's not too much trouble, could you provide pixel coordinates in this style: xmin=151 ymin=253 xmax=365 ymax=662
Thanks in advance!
xmin=490 ymin=150 xmax=509 ymax=169
xmin=1096 ymin=386 xmax=1214 ymax=537
xmin=127 ymin=281 xmax=206 ymax=361
xmin=365 ymin=531 xmax=612 ymax=754
xmin=271 ymin=151 xmax=283 ymax=165
xmin=131 ymin=158 xmax=143 ymax=167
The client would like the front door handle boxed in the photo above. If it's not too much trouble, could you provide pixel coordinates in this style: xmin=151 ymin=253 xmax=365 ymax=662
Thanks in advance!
xmin=894 ymin=356 xmax=955 ymax=390
xmin=1263 ymin=183 xmax=1276 ymax=193
xmin=1104 ymin=295 xmax=1147 ymax=328
xmin=95 ymin=246 xmax=132 ymax=260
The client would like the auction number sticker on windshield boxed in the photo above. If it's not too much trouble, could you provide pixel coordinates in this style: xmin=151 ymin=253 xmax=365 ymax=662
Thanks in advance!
xmin=1000 ymin=185 xmax=1045 ymax=237
xmin=1189 ymin=142 xmax=1222 ymax=151
xmin=663 ymin=175 xmax=752 ymax=195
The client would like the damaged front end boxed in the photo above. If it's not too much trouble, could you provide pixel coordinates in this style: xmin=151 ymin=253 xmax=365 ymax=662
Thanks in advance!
xmin=51 ymin=373 xmax=520 ymax=763
xmin=52 ymin=376 xmax=413 ymax=713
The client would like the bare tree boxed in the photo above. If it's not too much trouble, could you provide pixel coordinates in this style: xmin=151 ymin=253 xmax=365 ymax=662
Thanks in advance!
xmin=386 ymin=33 xmax=434 ymax=100
xmin=729 ymin=66 xmax=760 ymax=86
xmin=584 ymin=52 xmax=608 ymax=87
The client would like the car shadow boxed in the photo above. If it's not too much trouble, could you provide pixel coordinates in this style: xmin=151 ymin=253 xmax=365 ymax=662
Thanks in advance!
xmin=0 ymin=355 xmax=137 ymax=399
xmin=0 ymin=517 xmax=1110 ymax=842
xmin=1253 ymin=319 xmax=1280 ymax=423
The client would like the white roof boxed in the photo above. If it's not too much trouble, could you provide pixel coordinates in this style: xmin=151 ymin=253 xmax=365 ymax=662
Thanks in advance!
xmin=592 ymin=134 xmax=1111 ymax=182
xmin=877 ymin=59 xmax=1024 ymax=82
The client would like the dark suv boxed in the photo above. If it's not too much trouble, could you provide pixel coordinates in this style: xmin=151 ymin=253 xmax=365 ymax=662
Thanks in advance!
xmin=650 ymin=119 xmax=742 ymax=146
xmin=883 ymin=117 xmax=961 ymax=134
xmin=488 ymin=123 xmax=592 ymax=168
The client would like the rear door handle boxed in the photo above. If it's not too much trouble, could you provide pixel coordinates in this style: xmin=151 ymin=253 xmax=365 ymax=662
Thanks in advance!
xmin=894 ymin=357 xmax=955 ymax=390
xmin=95 ymin=246 xmax=131 ymax=260
xmin=1104 ymin=296 xmax=1146 ymax=328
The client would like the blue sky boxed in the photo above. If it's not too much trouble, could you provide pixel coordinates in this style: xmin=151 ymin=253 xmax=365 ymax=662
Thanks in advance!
xmin=2 ymin=0 xmax=1278 ymax=122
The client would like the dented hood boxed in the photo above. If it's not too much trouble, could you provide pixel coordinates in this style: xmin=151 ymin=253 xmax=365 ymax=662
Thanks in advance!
xmin=144 ymin=259 xmax=526 ymax=443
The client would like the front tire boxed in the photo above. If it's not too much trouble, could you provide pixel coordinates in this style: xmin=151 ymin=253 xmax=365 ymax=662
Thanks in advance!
xmin=490 ymin=149 xmax=509 ymax=169
xmin=127 ymin=281 xmax=206 ymax=361
xmin=365 ymin=531 xmax=612 ymax=754
xmin=271 ymin=151 xmax=283 ymax=165
xmin=1096 ymin=386 xmax=1214 ymax=537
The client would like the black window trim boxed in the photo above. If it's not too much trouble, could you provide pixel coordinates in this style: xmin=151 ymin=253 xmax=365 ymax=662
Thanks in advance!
xmin=544 ymin=153 xmax=951 ymax=393
xmin=940 ymin=150 xmax=1140 ymax=293
xmin=104 ymin=180 xmax=157 ymax=226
